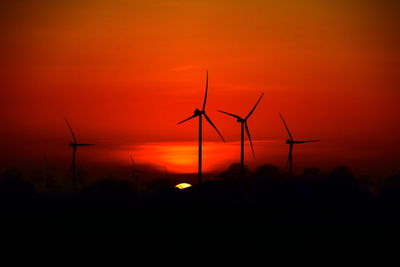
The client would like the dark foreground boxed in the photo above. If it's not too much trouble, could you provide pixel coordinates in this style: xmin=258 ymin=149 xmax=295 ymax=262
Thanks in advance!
xmin=2 ymin=165 xmax=400 ymax=246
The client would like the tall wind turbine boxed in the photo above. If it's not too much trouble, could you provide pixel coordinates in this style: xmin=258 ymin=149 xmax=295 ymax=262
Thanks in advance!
xmin=218 ymin=93 xmax=264 ymax=179
xmin=278 ymin=113 xmax=319 ymax=177
xmin=177 ymin=71 xmax=225 ymax=184
xmin=65 ymin=118 xmax=95 ymax=192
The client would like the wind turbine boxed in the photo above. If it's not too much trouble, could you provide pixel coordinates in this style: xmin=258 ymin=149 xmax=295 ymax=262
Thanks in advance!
xmin=278 ymin=113 xmax=319 ymax=177
xmin=130 ymin=155 xmax=139 ymax=192
xmin=177 ymin=71 xmax=225 ymax=184
xmin=64 ymin=118 xmax=95 ymax=192
xmin=163 ymin=165 xmax=170 ymax=180
xmin=218 ymin=93 xmax=264 ymax=179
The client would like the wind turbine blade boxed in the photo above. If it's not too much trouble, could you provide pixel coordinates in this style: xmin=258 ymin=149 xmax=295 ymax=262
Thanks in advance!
xmin=202 ymin=70 xmax=208 ymax=111
xmin=245 ymin=122 xmax=255 ymax=159
xmin=177 ymin=114 xmax=198 ymax=124
xmin=278 ymin=113 xmax=294 ymax=141
xmin=78 ymin=143 xmax=95 ymax=146
xmin=245 ymin=93 xmax=264 ymax=120
xmin=218 ymin=110 xmax=242 ymax=120
xmin=64 ymin=118 xmax=77 ymax=143
xmin=203 ymin=113 xmax=225 ymax=142
xmin=295 ymin=140 xmax=320 ymax=144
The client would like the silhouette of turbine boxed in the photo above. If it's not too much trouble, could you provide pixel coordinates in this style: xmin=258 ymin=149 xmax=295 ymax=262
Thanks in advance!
xmin=130 ymin=155 xmax=139 ymax=192
xmin=278 ymin=113 xmax=319 ymax=177
xmin=218 ymin=93 xmax=264 ymax=179
xmin=177 ymin=71 xmax=225 ymax=184
xmin=64 ymin=118 xmax=95 ymax=192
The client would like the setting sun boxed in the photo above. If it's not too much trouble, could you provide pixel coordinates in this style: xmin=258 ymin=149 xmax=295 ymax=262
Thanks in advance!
xmin=175 ymin=183 xmax=192 ymax=190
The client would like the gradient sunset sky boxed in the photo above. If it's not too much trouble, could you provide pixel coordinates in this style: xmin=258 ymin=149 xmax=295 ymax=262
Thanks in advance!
xmin=0 ymin=0 xmax=399 ymax=177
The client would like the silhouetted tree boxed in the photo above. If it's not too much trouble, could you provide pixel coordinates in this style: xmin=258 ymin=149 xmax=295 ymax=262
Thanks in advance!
xmin=1 ymin=168 xmax=23 ymax=181
xmin=357 ymin=175 xmax=376 ymax=195
xmin=45 ymin=172 xmax=55 ymax=191
xmin=251 ymin=164 xmax=284 ymax=202
xmin=254 ymin=164 xmax=282 ymax=181
xmin=327 ymin=166 xmax=358 ymax=188
xmin=381 ymin=173 xmax=400 ymax=203
xmin=0 ymin=168 xmax=35 ymax=200
xmin=219 ymin=163 xmax=250 ymax=183
xmin=83 ymin=179 xmax=135 ymax=197
xmin=317 ymin=166 xmax=362 ymax=208
xmin=30 ymin=170 xmax=45 ymax=184
xmin=146 ymin=178 xmax=174 ymax=193
xmin=301 ymin=168 xmax=323 ymax=182
xmin=29 ymin=170 xmax=46 ymax=192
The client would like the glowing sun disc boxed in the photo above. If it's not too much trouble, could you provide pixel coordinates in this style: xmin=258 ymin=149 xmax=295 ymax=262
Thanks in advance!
xmin=175 ymin=183 xmax=192 ymax=190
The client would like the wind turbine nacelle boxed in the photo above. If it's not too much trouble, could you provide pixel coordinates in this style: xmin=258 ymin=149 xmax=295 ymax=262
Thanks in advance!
xmin=286 ymin=139 xmax=293 ymax=144
xmin=194 ymin=108 xmax=202 ymax=115
xmin=69 ymin=142 xmax=76 ymax=146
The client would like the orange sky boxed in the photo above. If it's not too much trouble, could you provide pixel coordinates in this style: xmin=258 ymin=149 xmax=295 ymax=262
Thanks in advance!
xmin=0 ymin=0 xmax=399 ymax=177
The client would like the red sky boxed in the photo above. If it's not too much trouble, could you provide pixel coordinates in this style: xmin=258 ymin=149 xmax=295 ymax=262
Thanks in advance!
xmin=0 ymin=0 xmax=399 ymax=178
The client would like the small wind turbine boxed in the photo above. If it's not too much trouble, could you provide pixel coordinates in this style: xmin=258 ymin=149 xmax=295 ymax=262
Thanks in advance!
xmin=130 ymin=155 xmax=139 ymax=192
xmin=218 ymin=93 xmax=264 ymax=179
xmin=177 ymin=71 xmax=225 ymax=184
xmin=278 ymin=113 xmax=319 ymax=177
xmin=65 ymin=118 xmax=95 ymax=192
xmin=163 ymin=165 xmax=170 ymax=180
